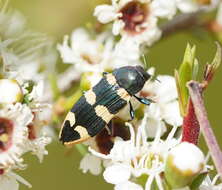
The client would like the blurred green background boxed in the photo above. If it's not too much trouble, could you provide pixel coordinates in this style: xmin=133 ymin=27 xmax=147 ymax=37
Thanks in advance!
xmin=8 ymin=0 xmax=222 ymax=190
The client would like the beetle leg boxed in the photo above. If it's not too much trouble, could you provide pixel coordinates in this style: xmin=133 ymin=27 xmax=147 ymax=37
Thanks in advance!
xmin=133 ymin=95 xmax=154 ymax=105
xmin=129 ymin=101 xmax=135 ymax=121
xmin=102 ymin=72 xmax=109 ymax=77
xmin=105 ymin=120 xmax=113 ymax=136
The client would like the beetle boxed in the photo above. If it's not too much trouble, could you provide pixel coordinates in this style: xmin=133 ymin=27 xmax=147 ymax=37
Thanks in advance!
xmin=59 ymin=65 xmax=153 ymax=145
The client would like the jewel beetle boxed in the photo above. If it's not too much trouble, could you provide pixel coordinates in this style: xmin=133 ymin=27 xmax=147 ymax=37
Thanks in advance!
xmin=59 ymin=65 xmax=152 ymax=145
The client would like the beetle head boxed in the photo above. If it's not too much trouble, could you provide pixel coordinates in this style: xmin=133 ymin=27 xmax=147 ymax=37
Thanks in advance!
xmin=113 ymin=66 xmax=150 ymax=95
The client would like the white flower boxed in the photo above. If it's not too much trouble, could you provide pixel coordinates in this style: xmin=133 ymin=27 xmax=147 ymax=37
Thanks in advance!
xmin=57 ymin=28 xmax=113 ymax=71
xmin=26 ymin=135 xmax=51 ymax=163
xmin=112 ymin=37 xmax=141 ymax=65
xmin=57 ymin=66 xmax=81 ymax=92
xmin=151 ymin=0 xmax=177 ymax=19
xmin=0 ymin=3 xmax=56 ymax=84
xmin=103 ymin=163 xmax=131 ymax=184
xmin=0 ymin=170 xmax=32 ymax=190
xmin=0 ymin=2 xmax=26 ymax=40
xmin=176 ymin=0 xmax=220 ymax=13
xmin=142 ymin=75 xmax=183 ymax=137
xmin=94 ymin=0 xmax=162 ymax=45
xmin=115 ymin=181 xmax=143 ymax=190
xmin=57 ymin=28 xmax=143 ymax=91
xmin=89 ymin=114 xmax=181 ymax=190
xmin=80 ymin=153 xmax=102 ymax=175
xmin=200 ymin=174 xmax=222 ymax=190
xmin=0 ymin=103 xmax=33 ymax=169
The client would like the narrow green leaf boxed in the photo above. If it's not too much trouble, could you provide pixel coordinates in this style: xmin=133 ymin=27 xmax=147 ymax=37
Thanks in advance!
xmin=175 ymin=70 xmax=186 ymax=116
xmin=211 ymin=42 xmax=221 ymax=70
xmin=192 ymin=59 xmax=199 ymax=80
xmin=176 ymin=44 xmax=198 ymax=116
xmin=190 ymin=172 xmax=207 ymax=190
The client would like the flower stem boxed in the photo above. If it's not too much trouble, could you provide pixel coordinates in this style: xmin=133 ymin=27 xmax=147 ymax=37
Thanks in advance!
xmin=161 ymin=11 xmax=202 ymax=38
xmin=187 ymin=80 xmax=222 ymax=179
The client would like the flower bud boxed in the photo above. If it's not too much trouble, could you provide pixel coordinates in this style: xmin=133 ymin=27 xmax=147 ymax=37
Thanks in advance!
xmin=0 ymin=79 xmax=23 ymax=104
xmin=164 ymin=142 xmax=204 ymax=188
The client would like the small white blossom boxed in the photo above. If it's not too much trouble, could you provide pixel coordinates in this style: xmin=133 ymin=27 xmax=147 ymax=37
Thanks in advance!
xmin=200 ymin=174 xmax=222 ymax=190
xmin=57 ymin=28 xmax=113 ymax=71
xmin=89 ymin=113 xmax=181 ymax=190
xmin=115 ymin=181 xmax=143 ymax=190
xmin=94 ymin=0 xmax=163 ymax=46
xmin=0 ymin=103 xmax=33 ymax=168
xmin=151 ymin=0 xmax=177 ymax=19
xmin=0 ymin=3 xmax=26 ymax=39
xmin=142 ymin=75 xmax=182 ymax=137
xmin=103 ymin=163 xmax=131 ymax=184
xmin=176 ymin=0 xmax=220 ymax=13
xmin=0 ymin=171 xmax=31 ymax=190
xmin=80 ymin=153 xmax=102 ymax=175
xmin=57 ymin=28 xmax=143 ymax=91
xmin=26 ymin=135 xmax=51 ymax=163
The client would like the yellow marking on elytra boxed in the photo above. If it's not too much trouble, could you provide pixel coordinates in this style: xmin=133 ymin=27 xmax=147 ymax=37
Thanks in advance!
xmin=116 ymin=88 xmax=131 ymax=101
xmin=59 ymin=112 xmax=76 ymax=138
xmin=75 ymin=125 xmax=90 ymax=138
xmin=0 ymin=134 xmax=8 ymax=142
xmin=84 ymin=90 xmax=96 ymax=105
xmin=64 ymin=138 xmax=90 ymax=146
xmin=106 ymin=74 xmax=116 ymax=86
xmin=65 ymin=112 xmax=76 ymax=126
xmin=95 ymin=105 xmax=114 ymax=123
xmin=62 ymin=126 xmax=90 ymax=146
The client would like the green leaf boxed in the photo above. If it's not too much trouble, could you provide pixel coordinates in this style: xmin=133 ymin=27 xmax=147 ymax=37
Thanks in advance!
xmin=175 ymin=44 xmax=198 ymax=116
xmin=211 ymin=42 xmax=221 ymax=68
xmin=190 ymin=172 xmax=207 ymax=190
xmin=22 ymin=94 xmax=32 ymax=105
xmin=192 ymin=59 xmax=199 ymax=80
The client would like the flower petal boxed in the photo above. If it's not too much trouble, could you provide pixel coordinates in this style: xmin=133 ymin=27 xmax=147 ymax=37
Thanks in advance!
xmin=80 ymin=153 xmax=102 ymax=175
xmin=94 ymin=5 xmax=117 ymax=23
xmin=115 ymin=181 xmax=143 ymax=190
xmin=103 ymin=164 xmax=131 ymax=184
xmin=151 ymin=0 xmax=177 ymax=19
xmin=162 ymin=101 xmax=183 ymax=126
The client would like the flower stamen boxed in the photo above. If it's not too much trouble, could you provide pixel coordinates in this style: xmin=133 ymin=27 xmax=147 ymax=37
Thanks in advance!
xmin=119 ymin=1 xmax=149 ymax=34
xmin=0 ymin=118 xmax=13 ymax=152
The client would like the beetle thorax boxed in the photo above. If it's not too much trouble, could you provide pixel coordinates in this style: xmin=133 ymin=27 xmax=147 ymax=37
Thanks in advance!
xmin=113 ymin=66 xmax=150 ymax=95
